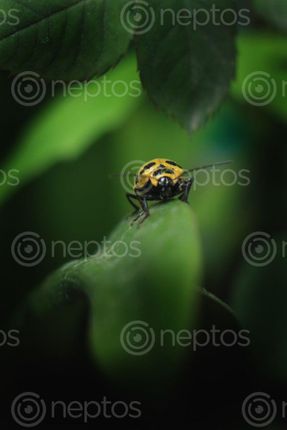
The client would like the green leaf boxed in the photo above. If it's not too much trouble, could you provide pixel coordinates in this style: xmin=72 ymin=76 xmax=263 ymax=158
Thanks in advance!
xmin=232 ymin=33 xmax=287 ymax=120
xmin=135 ymin=0 xmax=237 ymax=131
xmin=0 ymin=56 xmax=142 ymax=205
xmin=253 ymin=0 xmax=287 ymax=32
xmin=14 ymin=201 xmax=202 ymax=389
xmin=0 ymin=0 xmax=131 ymax=80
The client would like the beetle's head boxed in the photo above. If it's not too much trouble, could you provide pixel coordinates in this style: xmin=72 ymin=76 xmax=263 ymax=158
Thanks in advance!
xmin=158 ymin=176 xmax=173 ymax=199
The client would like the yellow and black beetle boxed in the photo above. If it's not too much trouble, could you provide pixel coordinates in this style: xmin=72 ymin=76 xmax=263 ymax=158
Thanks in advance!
xmin=127 ymin=158 xmax=230 ymax=222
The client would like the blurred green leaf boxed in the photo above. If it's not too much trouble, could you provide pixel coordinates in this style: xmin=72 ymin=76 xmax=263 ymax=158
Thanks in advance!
xmin=0 ymin=56 xmax=142 ymax=205
xmin=253 ymin=0 xmax=287 ymax=32
xmin=232 ymin=33 xmax=287 ymax=120
xmin=0 ymin=0 xmax=131 ymax=80
xmin=136 ymin=0 xmax=237 ymax=131
xmin=16 ymin=201 xmax=203 ymax=389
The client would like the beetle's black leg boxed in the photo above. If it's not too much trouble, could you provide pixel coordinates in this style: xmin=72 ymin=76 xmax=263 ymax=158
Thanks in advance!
xmin=126 ymin=193 xmax=144 ymax=219
xmin=126 ymin=193 xmax=141 ymax=213
xmin=180 ymin=178 xmax=194 ymax=203
xmin=137 ymin=197 xmax=150 ymax=223
xmin=131 ymin=197 xmax=150 ymax=224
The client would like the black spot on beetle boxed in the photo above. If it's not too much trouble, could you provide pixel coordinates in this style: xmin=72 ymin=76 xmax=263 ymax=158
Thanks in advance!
xmin=166 ymin=160 xmax=182 ymax=168
xmin=140 ymin=162 xmax=156 ymax=175
xmin=153 ymin=168 xmax=165 ymax=176
xmin=154 ymin=168 xmax=174 ymax=176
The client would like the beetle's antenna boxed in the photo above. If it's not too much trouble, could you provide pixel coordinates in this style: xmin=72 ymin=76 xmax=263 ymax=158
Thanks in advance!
xmin=187 ymin=160 xmax=232 ymax=174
